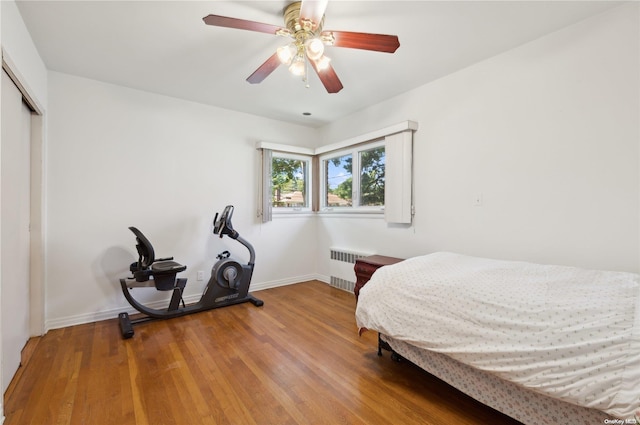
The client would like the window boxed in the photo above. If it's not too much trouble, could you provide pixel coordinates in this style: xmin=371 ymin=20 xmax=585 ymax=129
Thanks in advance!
xmin=325 ymin=152 xmax=353 ymax=206
xmin=257 ymin=120 xmax=416 ymax=223
xmin=271 ymin=152 xmax=311 ymax=210
xmin=320 ymin=140 xmax=385 ymax=211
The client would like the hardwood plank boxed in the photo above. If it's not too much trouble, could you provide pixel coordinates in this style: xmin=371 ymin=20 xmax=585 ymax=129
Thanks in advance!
xmin=3 ymin=336 xmax=41 ymax=422
xmin=125 ymin=342 xmax=148 ymax=425
xmin=4 ymin=281 xmax=522 ymax=425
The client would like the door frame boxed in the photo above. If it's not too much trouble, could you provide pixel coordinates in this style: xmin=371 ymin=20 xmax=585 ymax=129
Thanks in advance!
xmin=2 ymin=49 xmax=46 ymax=337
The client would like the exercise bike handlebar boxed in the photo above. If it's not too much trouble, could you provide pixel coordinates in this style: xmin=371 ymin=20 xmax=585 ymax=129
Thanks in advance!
xmin=213 ymin=205 xmax=255 ymax=266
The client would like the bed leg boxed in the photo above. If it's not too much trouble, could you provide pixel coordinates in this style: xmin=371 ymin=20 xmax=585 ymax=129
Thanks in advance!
xmin=378 ymin=333 xmax=393 ymax=356
xmin=378 ymin=333 xmax=404 ymax=362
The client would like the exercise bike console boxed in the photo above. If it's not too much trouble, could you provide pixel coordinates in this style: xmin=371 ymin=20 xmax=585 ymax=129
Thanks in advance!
xmin=117 ymin=205 xmax=263 ymax=339
xmin=213 ymin=205 xmax=237 ymax=239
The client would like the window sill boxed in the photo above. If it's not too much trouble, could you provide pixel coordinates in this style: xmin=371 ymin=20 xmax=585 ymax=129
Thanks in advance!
xmin=317 ymin=209 xmax=385 ymax=219
xmin=270 ymin=210 xmax=385 ymax=219
xmin=272 ymin=210 xmax=315 ymax=218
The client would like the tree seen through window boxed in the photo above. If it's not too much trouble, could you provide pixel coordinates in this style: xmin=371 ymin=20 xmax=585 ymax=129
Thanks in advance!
xmin=360 ymin=147 xmax=385 ymax=206
xmin=326 ymin=154 xmax=353 ymax=206
xmin=272 ymin=157 xmax=307 ymax=208
xmin=324 ymin=146 xmax=385 ymax=207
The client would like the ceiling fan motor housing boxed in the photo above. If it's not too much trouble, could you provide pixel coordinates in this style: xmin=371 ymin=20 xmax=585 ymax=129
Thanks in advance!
xmin=284 ymin=1 xmax=324 ymax=40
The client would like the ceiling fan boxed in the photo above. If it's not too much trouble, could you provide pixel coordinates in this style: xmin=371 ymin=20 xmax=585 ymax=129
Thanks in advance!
xmin=203 ymin=0 xmax=400 ymax=93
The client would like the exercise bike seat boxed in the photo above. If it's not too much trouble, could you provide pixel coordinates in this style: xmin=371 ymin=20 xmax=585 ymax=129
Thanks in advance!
xmin=128 ymin=226 xmax=187 ymax=290
xmin=151 ymin=261 xmax=186 ymax=274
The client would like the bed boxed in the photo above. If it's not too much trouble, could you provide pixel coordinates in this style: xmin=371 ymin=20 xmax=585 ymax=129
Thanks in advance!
xmin=355 ymin=252 xmax=640 ymax=425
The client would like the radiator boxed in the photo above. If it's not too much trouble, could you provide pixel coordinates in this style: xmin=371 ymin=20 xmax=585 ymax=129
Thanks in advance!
xmin=329 ymin=247 xmax=372 ymax=292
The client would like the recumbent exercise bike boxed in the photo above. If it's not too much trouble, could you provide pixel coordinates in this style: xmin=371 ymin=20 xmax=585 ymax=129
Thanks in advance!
xmin=118 ymin=205 xmax=263 ymax=339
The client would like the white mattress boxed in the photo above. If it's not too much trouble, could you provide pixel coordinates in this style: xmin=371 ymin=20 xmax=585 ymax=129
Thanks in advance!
xmin=355 ymin=252 xmax=640 ymax=419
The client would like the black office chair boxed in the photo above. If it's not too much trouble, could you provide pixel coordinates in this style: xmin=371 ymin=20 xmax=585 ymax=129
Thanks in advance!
xmin=128 ymin=226 xmax=187 ymax=290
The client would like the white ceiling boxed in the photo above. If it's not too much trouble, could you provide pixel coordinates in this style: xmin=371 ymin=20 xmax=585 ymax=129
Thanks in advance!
xmin=16 ymin=0 xmax=621 ymax=128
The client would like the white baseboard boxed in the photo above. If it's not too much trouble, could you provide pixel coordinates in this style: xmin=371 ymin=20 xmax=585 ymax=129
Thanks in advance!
xmin=44 ymin=274 xmax=328 ymax=332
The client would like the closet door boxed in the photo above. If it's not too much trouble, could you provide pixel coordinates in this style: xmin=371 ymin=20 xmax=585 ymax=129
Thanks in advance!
xmin=1 ymin=69 xmax=32 ymax=393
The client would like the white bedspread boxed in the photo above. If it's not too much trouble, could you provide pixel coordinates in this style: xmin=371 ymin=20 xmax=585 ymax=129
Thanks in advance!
xmin=355 ymin=252 xmax=640 ymax=419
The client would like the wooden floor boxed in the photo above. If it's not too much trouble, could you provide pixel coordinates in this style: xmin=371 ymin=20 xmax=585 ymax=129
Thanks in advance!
xmin=4 ymin=281 xmax=522 ymax=425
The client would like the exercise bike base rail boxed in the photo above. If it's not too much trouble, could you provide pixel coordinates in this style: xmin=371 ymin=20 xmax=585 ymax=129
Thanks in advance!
xmin=118 ymin=280 xmax=263 ymax=339
xmin=118 ymin=268 xmax=264 ymax=339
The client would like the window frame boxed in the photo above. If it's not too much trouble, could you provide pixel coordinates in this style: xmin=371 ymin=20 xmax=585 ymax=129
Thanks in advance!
xmin=270 ymin=151 xmax=313 ymax=214
xmin=319 ymin=139 xmax=386 ymax=213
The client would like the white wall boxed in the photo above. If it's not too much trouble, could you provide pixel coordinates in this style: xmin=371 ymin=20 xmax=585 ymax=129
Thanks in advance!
xmin=45 ymin=72 xmax=319 ymax=328
xmin=1 ymin=0 xmax=47 ymax=107
xmin=317 ymin=3 xmax=639 ymax=274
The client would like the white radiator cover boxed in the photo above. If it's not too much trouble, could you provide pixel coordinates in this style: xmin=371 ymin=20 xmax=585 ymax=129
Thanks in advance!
xmin=329 ymin=248 xmax=373 ymax=292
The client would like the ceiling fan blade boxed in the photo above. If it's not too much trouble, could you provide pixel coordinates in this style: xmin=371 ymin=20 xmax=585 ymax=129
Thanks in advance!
xmin=299 ymin=0 xmax=328 ymax=29
xmin=309 ymin=58 xmax=343 ymax=94
xmin=247 ymin=52 xmax=282 ymax=84
xmin=203 ymin=15 xmax=283 ymax=35
xmin=323 ymin=30 xmax=400 ymax=53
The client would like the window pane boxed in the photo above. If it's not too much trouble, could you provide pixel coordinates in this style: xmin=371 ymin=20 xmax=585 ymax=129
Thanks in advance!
xmin=360 ymin=146 xmax=385 ymax=206
xmin=272 ymin=157 xmax=307 ymax=208
xmin=325 ymin=154 xmax=352 ymax=206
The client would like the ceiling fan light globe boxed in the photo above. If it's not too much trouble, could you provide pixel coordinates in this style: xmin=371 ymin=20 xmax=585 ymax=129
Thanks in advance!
xmin=289 ymin=58 xmax=306 ymax=76
xmin=277 ymin=44 xmax=296 ymax=65
xmin=276 ymin=44 xmax=295 ymax=65
xmin=315 ymin=55 xmax=331 ymax=71
xmin=305 ymin=38 xmax=325 ymax=61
